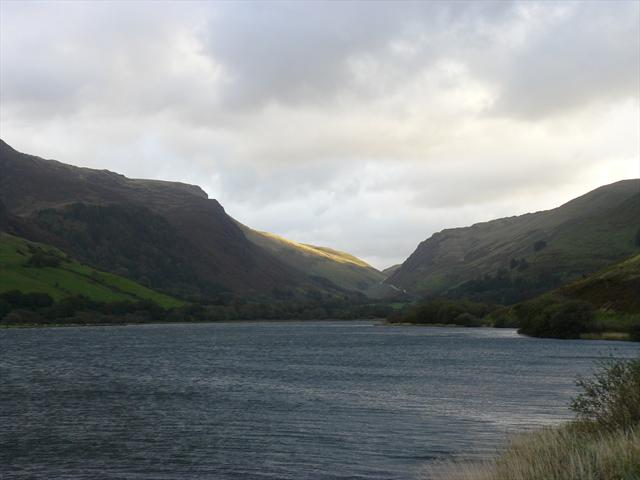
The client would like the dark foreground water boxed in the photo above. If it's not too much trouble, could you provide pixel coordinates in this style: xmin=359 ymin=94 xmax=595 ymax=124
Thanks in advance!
xmin=1 ymin=322 xmax=638 ymax=480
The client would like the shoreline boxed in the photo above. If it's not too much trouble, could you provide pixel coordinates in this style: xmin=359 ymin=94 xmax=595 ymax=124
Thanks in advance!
xmin=0 ymin=317 xmax=387 ymax=330
xmin=2 ymin=320 xmax=636 ymax=343
xmin=384 ymin=321 xmax=637 ymax=342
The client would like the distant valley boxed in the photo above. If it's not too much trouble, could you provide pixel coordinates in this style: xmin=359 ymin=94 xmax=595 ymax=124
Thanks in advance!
xmin=1 ymin=139 xmax=639 ymax=335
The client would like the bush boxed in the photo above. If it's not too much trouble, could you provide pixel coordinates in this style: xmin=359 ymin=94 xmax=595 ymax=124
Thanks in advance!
xmin=25 ymin=251 xmax=61 ymax=268
xmin=387 ymin=299 xmax=495 ymax=326
xmin=0 ymin=299 xmax=11 ymax=320
xmin=2 ymin=309 xmax=45 ymax=325
xmin=45 ymin=295 xmax=97 ymax=318
xmin=487 ymin=307 xmax=519 ymax=328
xmin=517 ymin=296 xmax=594 ymax=339
xmin=0 ymin=290 xmax=54 ymax=310
xmin=571 ymin=358 xmax=640 ymax=432
xmin=630 ymin=323 xmax=640 ymax=342
xmin=454 ymin=312 xmax=482 ymax=327
xmin=545 ymin=300 xmax=594 ymax=338
xmin=533 ymin=240 xmax=547 ymax=252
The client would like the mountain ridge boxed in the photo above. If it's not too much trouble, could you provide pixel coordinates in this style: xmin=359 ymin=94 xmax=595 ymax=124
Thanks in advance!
xmin=0 ymin=140 xmax=378 ymax=300
xmin=388 ymin=179 xmax=640 ymax=303
xmin=0 ymin=140 xmax=317 ymax=297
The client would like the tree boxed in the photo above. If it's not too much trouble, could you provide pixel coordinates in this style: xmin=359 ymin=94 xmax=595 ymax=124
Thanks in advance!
xmin=533 ymin=240 xmax=547 ymax=252
xmin=25 ymin=251 xmax=61 ymax=268
xmin=571 ymin=358 xmax=640 ymax=431
xmin=0 ymin=299 xmax=11 ymax=320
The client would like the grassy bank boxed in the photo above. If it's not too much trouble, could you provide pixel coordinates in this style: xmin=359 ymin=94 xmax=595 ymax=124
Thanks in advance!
xmin=428 ymin=358 xmax=640 ymax=480
xmin=429 ymin=426 xmax=639 ymax=480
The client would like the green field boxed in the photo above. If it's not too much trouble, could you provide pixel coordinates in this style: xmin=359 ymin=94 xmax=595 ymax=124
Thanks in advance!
xmin=0 ymin=233 xmax=183 ymax=308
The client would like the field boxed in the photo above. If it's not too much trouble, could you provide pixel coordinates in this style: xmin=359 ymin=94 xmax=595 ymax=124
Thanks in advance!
xmin=0 ymin=233 xmax=183 ymax=309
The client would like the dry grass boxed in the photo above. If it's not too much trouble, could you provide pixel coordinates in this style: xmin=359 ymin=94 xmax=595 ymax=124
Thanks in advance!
xmin=427 ymin=357 xmax=640 ymax=480
xmin=426 ymin=424 xmax=640 ymax=480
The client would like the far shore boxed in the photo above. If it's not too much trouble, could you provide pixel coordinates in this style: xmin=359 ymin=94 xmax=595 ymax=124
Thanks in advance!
xmin=0 ymin=318 xmax=388 ymax=330
xmin=2 ymin=320 xmax=635 ymax=342
xmin=383 ymin=321 xmax=637 ymax=342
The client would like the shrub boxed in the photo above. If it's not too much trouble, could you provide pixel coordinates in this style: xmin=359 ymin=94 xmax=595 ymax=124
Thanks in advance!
xmin=533 ymin=240 xmax=547 ymax=252
xmin=0 ymin=299 xmax=11 ymax=320
xmin=0 ymin=290 xmax=54 ymax=310
xmin=458 ymin=312 xmax=484 ymax=327
xmin=45 ymin=295 xmax=97 ymax=318
xmin=545 ymin=300 xmax=594 ymax=338
xmin=387 ymin=299 xmax=495 ymax=326
xmin=517 ymin=296 xmax=594 ymax=339
xmin=2 ymin=309 xmax=45 ymax=325
xmin=487 ymin=307 xmax=519 ymax=328
xmin=571 ymin=358 xmax=640 ymax=432
xmin=25 ymin=251 xmax=61 ymax=268
xmin=630 ymin=323 xmax=640 ymax=342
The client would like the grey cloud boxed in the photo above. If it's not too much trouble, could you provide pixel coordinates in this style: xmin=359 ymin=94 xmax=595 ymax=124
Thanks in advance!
xmin=491 ymin=1 xmax=640 ymax=118
xmin=1 ymin=1 xmax=218 ymax=119
xmin=1 ymin=0 xmax=638 ymax=267
xmin=202 ymin=1 xmax=413 ymax=107
xmin=201 ymin=1 xmax=518 ymax=108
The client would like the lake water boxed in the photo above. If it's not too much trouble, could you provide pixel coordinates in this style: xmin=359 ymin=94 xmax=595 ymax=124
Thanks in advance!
xmin=1 ymin=321 xmax=638 ymax=479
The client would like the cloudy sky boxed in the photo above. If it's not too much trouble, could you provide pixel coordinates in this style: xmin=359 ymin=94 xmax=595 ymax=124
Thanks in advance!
xmin=1 ymin=1 xmax=638 ymax=268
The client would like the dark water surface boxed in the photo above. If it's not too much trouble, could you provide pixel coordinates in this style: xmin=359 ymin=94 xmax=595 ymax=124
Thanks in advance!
xmin=1 ymin=321 xmax=638 ymax=479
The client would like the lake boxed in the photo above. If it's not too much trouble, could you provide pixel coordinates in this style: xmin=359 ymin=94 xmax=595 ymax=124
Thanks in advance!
xmin=1 ymin=321 xmax=638 ymax=479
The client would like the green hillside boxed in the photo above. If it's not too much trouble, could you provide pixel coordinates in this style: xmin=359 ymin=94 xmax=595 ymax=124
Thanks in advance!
xmin=390 ymin=254 xmax=640 ymax=340
xmin=0 ymin=233 xmax=183 ymax=309
xmin=388 ymin=180 xmax=640 ymax=304
xmin=557 ymin=253 xmax=640 ymax=313
xmin=239 ymin=225 xmax=386 ymax=294
xmin=502 ymin=253 xmax=640 ymax=340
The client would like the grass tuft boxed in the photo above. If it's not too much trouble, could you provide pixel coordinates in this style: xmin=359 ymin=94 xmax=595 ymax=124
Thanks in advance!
xmin=427 ymin=426 xmax=640 ymax=480
xmin=426 ymin=358 xmax=640 ymax=480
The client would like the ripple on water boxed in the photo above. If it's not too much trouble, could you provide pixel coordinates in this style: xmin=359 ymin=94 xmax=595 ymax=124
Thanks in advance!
xmin=1 ymin=322 xmax=638 ymax=479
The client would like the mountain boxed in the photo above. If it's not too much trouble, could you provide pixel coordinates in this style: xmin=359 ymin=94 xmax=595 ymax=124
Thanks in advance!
xmin=0 ymin=198 xmax=58 ymax=244
xmin=238 ymin=224 xmax=385 ymax=293
xmin=382 ymin=264 xmax=401 ymax=277
xmin=0 ymin=232 xmax=182 ymax=308
xmin=388 ymin=180 xmax=640 ymax=304
xmin=0 ymin=140 xmax=330 ymax=299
